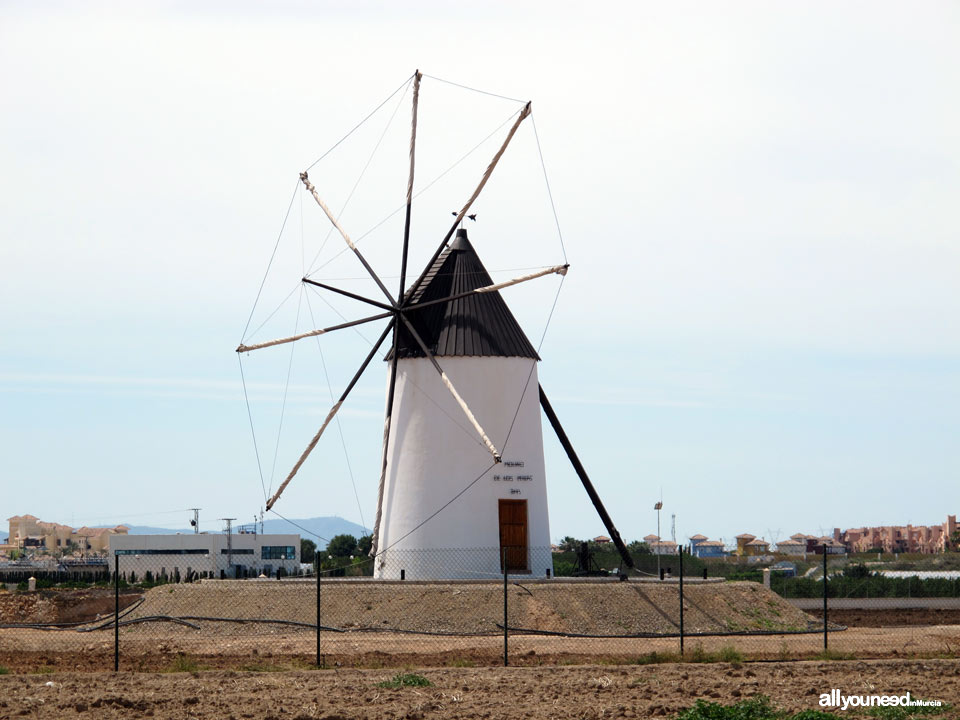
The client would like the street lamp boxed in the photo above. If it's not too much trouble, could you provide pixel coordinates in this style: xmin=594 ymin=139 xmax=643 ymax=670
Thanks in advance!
xmin=654 ymin=501 xmax=663 ymax=579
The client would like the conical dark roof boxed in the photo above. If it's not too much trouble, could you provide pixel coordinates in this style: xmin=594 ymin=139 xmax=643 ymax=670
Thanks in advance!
xmin=392 ymin=229 xmax=539 ymax=360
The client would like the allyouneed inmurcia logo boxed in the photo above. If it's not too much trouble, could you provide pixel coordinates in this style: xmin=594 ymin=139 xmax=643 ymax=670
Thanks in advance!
xmin=819 ymin=690 xmax=942 ymax=711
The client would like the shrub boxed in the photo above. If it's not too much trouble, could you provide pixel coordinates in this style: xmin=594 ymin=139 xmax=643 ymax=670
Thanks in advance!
xmin=376 ymin=672 xmax=432 ymax=688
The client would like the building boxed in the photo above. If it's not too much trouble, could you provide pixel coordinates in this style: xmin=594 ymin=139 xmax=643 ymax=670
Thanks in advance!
xmin=691 ymin=539 xmax=727 ymax=558
xmin=109 ymin=533 xmax=300 ymax=579
xmin=770 ymin=561 xmax=798 ymax=577
xmin=745 ymin=537 xmax=770 ymax=556
xmin=643 ymin=534 xmax=678 ymax=555
xmin=734 ymin=533 xmax=756 ymax=556
xmin=373 ymin=229 xmax=553 ymax=580
xmin=775 ymin=539 xmax=807 ymax=556
xmin=815 ymin=537 xmax=845 ymax=555
xmin=834 ymin=515 xmax=958 ymax=554
xmin=7 ymin=515 xmax=128 ymax=553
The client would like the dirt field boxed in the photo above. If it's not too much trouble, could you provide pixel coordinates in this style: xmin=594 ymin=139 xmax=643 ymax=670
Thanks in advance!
xmin=0 ymin=659 xmax=957 ymax=719
xmin=2 ymin=621 xmax=959 ymax=673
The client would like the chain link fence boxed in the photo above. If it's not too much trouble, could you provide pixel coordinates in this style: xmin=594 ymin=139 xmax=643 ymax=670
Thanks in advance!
xmin=1 ymin=547 xmax=958 ymax=671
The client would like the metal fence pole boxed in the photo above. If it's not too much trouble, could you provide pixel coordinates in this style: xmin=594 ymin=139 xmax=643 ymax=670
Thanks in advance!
xmin=503 ymin=547 xmax=509 ymax=667
xmin=114 ymin=553 xmax=119 ymax=672
xmin=678 ymin=546 xmax=684 ymax=657
xmin=316 ymin=557 xmax=322 ymax=667
xmin=822 ymin=547 xmax=828 ymax=652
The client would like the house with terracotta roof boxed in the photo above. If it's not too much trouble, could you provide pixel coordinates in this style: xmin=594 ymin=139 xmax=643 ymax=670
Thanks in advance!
xmin=691 ymin=539 xmax=728 ymax=558
xmin=775 ymin=538 xmax=807 ymax=556
xmin=734 ymin=533 xmax=756 ymax=556
xmin=815 ymin=536 xmax=845 ymax=555
xmin=643 ymin=533 xmax=678 ymax=555
xmin=745 ymin=537 xmax=770 ymax=556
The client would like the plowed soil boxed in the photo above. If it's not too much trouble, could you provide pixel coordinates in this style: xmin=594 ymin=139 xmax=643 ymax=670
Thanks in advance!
xmin=0 ymin=660 xmax=957 ymax=719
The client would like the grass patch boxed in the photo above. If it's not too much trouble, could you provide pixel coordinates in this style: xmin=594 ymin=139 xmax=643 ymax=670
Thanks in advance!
xmin=633 ymin=651 xmax=682 ymax=665
xmin=376 ymin=672 xmax=433 ymax=689
xmin=675 ymin=696 xmax=846 ymax=720
xmin=447 ymin=658 xmax=476 ymax=667
xmin=0 ymin=666 xmax=9 ymax=675
xmin=685 ymin=644 xmax=745 ymax=664
xmin=163 ymin=654 xmax=204 ymax=673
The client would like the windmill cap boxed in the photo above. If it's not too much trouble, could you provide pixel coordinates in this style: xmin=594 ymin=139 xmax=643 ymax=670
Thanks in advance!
xmin=451 ymin=227 xmax=470 ymax=249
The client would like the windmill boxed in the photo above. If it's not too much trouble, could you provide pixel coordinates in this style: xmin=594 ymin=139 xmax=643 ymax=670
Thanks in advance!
xmin=237 ymin=71 xmax=635 ymax=579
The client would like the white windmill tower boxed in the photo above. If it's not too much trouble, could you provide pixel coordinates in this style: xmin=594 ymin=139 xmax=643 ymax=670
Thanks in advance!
xmin=237 ymin=71 xmax=637 ymax=579
xmin=370 ymin=226 xmax=554 ymax=578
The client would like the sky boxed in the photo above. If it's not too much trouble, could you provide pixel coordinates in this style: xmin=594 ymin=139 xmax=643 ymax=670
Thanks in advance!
xmin=1 ymin=1 xmax=958 ymax=549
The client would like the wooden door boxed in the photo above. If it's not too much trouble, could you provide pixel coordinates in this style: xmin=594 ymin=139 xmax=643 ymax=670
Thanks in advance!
xmin=498 ymin=499 xmax=529 ymax=573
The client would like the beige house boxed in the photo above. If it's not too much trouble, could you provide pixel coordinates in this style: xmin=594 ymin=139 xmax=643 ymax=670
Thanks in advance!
xmin=643 ymin=533 xmax=678 ymax=555
xmin=7 ymin=515 xmax=128 ymax=554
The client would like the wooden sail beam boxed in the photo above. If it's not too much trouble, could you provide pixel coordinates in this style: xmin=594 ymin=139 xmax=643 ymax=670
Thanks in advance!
xmin=299 ymin=171 xmax=396 ymax=307
xmin=397 ymin=313 xmax=502 ymax=463
xmin=301 ymin=277 xmax=395 ymax=312
xmin=538 ymin=385 xmax=635 ymax=575
xmin=405 ymin=264 xmax=568 ymax=313
xmin=371 ymin=70 xmax=422 ymax=558
xmin=236 ymin=311 xmax=392 ymax=353
xmin=265 ymin=320 xmax=395 ymax=511
xmin=403 ymin=102 xmax=533 ymax=304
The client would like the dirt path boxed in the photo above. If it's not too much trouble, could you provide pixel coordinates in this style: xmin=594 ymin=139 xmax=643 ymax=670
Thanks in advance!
xmin=0 ymin=659 xmax=957 ymax=719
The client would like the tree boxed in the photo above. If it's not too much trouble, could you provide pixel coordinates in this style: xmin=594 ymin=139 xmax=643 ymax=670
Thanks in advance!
xmin=558 ymin=536 xmax=581 ymax=553
xmin=627 ymin=540 xmax=652 ymax=555
xmin=843 ymin=563 xmax=873 ymax=579
xmin=356 ymin=534 xmax=373 ymax=557
xmin=301 ymin=538 xmax=317 ymax=564
xmin=327 ymin=534 xmax=358 ymax=558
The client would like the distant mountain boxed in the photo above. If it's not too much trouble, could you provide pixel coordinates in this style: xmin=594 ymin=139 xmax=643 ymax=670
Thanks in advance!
xmin=110 ymin=516 xmax=369 ymax=549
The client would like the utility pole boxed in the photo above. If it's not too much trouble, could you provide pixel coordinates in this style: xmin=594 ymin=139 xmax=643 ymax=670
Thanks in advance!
xmin=655 ymin=500 xmax=663 ymax=580
xmin=221 ymin=518 xmax=236 ymax=578
xmin=189 ymin=508 xmax=201 ymax=534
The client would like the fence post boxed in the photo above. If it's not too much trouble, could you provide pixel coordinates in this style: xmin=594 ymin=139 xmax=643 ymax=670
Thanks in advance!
xmin=114 ymin=553 xmax=119 ymax=672
xmin=678 ymin=546 xmax=684 ymax=657
xmin=822 ymin=547 xmax=828 ymax=652
xmin=316 ymin=557 xmax=322 ymax=668
xmin=503 ymin=547 xmax=509 ymax=667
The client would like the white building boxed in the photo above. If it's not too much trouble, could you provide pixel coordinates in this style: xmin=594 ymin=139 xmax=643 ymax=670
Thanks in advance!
xmin=109 ymin=533 xmax=299 ymax=579
xmin=372 ymin=229 xmax=553 ymax=580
